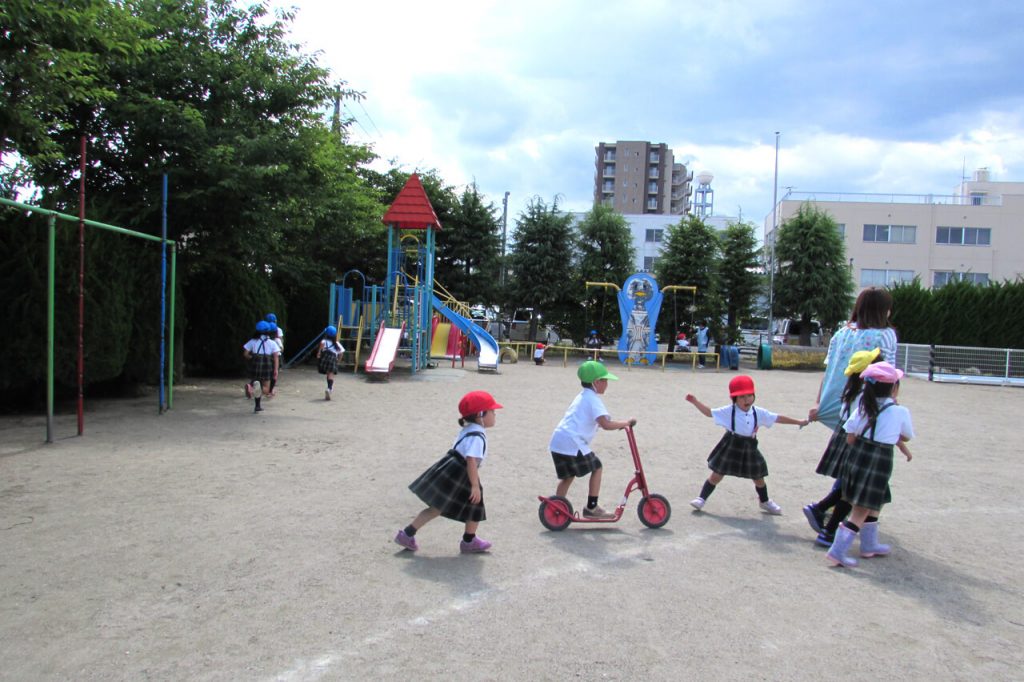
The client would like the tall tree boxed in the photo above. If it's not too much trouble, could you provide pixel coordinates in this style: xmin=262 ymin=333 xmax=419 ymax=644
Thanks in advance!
xmin=507 ymin=197 xmax=577 ymax=338
xmin=435 ymin=183 xmax=502 ymax=305
xmin=575 ymin=204 xmax=636 ymax=342
xmin=654 ymin=215 xmax=721 ymax=339
xmin=718 ymin=221 xmax=762 ymax=342
xmin=773 ymin=203 xmax=853 ymax=344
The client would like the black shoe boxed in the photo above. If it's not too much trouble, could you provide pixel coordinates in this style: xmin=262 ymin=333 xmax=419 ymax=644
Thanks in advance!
xmin=815 ymin=530 xmax=834 ymax=547
xmin=254 ymin=405 xmax=263 ymax=413
xmin=802 ymin=503 xmax=825 ymax=533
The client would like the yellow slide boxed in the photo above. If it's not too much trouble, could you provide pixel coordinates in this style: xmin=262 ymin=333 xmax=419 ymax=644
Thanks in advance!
xmin=431 ymin=322 xmax=452 ymax=357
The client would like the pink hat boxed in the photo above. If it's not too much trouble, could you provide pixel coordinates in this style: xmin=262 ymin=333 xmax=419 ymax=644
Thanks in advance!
xmin=860 ymin=361 xmax=904 ymax=384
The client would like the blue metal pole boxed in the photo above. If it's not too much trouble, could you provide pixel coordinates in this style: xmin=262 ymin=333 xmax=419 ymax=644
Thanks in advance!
xmin=159 ymin=174 xmax=168 ymax=413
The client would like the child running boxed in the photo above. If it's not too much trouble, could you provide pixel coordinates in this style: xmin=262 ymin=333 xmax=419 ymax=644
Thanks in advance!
xmin=548 ymin=360 xmax=636 ymax=519
xmin=316 ymin=325 xmax=344 ymax=401
xmin=242 ymin=320 xmax=279 ymax=413
xmin=827 ymin=362 xmax=914 ymax=568
xmin=803 ymin=348 xmax=882 ymax=544
xmin=687 ymin=375 xmax=809 ymax=515
xmin=395 ymin=391 xmax=503 ymax=554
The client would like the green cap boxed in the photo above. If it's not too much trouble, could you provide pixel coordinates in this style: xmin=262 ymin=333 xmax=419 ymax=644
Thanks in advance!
xmin=577 ymin=360 xmax=618 ymax=383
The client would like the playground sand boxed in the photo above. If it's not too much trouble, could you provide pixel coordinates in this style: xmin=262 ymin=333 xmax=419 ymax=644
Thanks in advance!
xmin=1 ymin=359 xmax=1022 ymax=680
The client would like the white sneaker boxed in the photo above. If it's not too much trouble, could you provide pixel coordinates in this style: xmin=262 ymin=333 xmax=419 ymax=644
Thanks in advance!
xmin=325 ymin=389 xmax=331 ymax=401
xmin=760 ymin=499 xmax=783 ymax=515
xmin=690 ymin=497 xmax=706 ymax=511
xmin=253 ymin=380 xmax=261 ymax=397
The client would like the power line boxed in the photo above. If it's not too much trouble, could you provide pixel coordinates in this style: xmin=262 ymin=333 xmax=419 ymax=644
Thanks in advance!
xmin=356 ymin=100 xmax=383 ymax=138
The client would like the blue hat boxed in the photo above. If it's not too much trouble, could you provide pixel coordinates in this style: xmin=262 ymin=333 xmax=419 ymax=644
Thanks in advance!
xmin=590 ymin=329 xmax=597 ymax=334
xmin=268 ymin=322 xmax=278 ymax=333
xmin=325 ymin=325 xmax=338 ymax=338
xmin=256 ymin=320 xmax=271 ymax=333
xmin=266 ymin=313 xmax=277 ymax=323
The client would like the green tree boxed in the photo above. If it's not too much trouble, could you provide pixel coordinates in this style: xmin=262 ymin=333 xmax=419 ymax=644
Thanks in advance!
xmin=718 ymin=221 xmax=762 ymax=342
xmin=575 ymin=204 xmax=636 ymax=342
xmin=507 ymin=197 xmax=577 ymax=338
xmin=772 ymin=204 xmax=853 ymax=344
xmin=654 ymin=215 xmax=721 ymax=339
xmin=436 ymin=183 xmax=502 ymax=306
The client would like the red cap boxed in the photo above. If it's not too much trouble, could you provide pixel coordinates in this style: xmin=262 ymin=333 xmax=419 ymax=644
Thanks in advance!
xmin=458 ymin=390 xmax=503 ymax=418
xmin=729 ymin=375 xmax=756 ymax=397
xmin=536 ymin=343 xmax=544 ymax=349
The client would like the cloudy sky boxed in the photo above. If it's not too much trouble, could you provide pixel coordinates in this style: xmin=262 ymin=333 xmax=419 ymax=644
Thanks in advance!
xmin=274 ymin=0 xmax=1024 ymax=235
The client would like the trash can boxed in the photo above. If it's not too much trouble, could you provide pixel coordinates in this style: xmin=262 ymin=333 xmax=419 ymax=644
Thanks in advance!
xmin=757 ymin=343 xmax=772 ymax=370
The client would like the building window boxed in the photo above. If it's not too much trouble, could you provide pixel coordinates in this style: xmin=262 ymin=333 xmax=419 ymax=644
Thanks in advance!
xmin=643 ymin=256 xmax=658 ymax=272
xmin=648 ymin=166 xmax=659 ymax=179
xmin=645 ymin=229 xmax=663 ymax=243
xmin=649 ymin=151 xmax=660 ymax=163
xmin=603 ymin=164 xmax=615 ymax=176
xmin=837 ymin=223 xmax=845 ymax=238
xmin=647 ymin=181 xmax=658 ymax=193
xmin=860 ymin=269 xmax=915 ymax=287
xmin=602 ymin=181 xmax=614 ymax=192
xmin=933 ymin=271 xmax=989 ymax=287
xmin=646 ymin=198 xmax=658 ymax=210
xmin=936 ymin=226 xmax=991 ymax=245
xmin=970 ymin=192 xmax=985 ymax=206
xmin=863 ymin=224 xmax=916 ymax=244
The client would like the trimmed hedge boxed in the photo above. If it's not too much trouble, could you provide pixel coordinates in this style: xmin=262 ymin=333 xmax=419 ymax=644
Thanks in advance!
xmin=890 ymin=279 xmax=1024 ymax=348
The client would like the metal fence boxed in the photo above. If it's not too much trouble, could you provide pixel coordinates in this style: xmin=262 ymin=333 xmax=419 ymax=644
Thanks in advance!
xmin=896 ymin=343 xmax=1024 ymax=386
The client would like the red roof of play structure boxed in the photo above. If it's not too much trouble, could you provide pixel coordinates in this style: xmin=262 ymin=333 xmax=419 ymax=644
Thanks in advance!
xmin=381 ymin=173 xmax=442 ymax=230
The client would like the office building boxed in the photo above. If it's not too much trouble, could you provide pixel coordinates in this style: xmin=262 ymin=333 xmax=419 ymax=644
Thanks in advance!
xmin=764 ymin=169 xmax=1024 ymax=290
xmin=594 ymin=141 xmax=692 ymax=215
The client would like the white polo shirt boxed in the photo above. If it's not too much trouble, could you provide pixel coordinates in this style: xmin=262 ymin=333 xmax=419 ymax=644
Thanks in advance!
xmin=548 ymin=389 xmax=609 ymax=455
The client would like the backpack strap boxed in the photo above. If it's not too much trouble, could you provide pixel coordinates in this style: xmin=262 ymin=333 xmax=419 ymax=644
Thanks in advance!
xmin=453 ymin=431 xmax=486 ymax=456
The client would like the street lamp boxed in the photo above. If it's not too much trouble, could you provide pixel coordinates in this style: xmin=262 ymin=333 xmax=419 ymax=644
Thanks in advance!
xmin=500 ymin=191 xmax=510 ymax=288
xmin=768 ymin=132 xmax=780 ymax=332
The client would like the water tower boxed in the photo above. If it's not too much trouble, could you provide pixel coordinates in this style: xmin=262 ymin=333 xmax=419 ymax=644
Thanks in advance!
xmin=693 ymin=171 xmax=714 ymax=217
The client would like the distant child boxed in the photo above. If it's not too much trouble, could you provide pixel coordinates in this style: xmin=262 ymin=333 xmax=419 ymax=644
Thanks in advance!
xmin=803 ymin=347 xmax=882 ymax=544
xmin=395 ymin=391 xmax=503 ymax=554
xmin=266 ymin=312 xmax=284 ymax=350
xmin=827 ymin=362 xmax=914 ymax=568
xmin=533 ymin=343 xmax=546 ymax=365
xmin=696 ymin=321 xmax=710 ymax=368
xmin=548 ymin=360 xmax=636 ymax=519
xmin=687 ymin=375 xmax=809 ymax=515
xmin=316 ymin=325 xmax=344 ymax=401
xmin=266 ymin=322 xmax=283 ymax=396
xmin=242 ymin=320 xmax=280 ymax=413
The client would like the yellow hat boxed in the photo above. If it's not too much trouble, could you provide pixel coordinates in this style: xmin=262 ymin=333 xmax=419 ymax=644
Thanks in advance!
xmin=844 ymin=348 xmax=881 ymax=376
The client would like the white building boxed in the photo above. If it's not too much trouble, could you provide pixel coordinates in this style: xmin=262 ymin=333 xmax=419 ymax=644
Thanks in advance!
xmin=764 ymin=169 xmax=1024 ymax=289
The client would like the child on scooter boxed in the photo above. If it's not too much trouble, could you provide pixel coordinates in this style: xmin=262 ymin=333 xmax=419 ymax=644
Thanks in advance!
xmin=687 ymin=375 xmax=809 ymax=515
xmin=548 ymin=361 xmax=636 ymax=519
xmin=395 ymin=391 xmax=503 ymax=554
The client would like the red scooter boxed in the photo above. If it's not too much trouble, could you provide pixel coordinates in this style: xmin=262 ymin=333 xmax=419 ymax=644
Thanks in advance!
xmin=537 ymin=425 xmax=671 ymax=530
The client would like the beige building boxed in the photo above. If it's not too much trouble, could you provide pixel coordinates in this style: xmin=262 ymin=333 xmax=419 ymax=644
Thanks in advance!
xmin=764 ymin=169 xmax=1024 ymax=289
xmin=594 ymin=141 xmax=693 ymax=215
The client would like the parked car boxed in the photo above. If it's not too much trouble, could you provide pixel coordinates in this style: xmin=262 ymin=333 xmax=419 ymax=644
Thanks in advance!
xmin=772 ymin=318 xmax=822 ymax=346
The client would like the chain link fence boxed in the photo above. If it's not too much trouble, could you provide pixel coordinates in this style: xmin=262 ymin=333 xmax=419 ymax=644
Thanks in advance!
xmin=896 ymin=343 xmax=1024 ymax=386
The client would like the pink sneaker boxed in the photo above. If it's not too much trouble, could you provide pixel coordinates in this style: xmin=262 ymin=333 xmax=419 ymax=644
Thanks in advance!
xmin=245 ymin=383 xmax=253 ymax=399
xmin=459 ymin=536 xmax=492 ymax=553
xmin=394 ymin=529 xmax=418 ymax=551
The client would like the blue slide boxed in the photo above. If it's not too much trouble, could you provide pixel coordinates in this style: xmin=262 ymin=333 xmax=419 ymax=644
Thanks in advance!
xmin=431 ymin=296 xmax=500 ymax=370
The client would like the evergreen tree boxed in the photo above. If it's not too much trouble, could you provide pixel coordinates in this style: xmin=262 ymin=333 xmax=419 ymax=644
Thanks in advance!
xmin=654 ymin=215 xmax=721 ymax=340
xmin=773 ymin=204 xmax=853 ymax=344
xmin=507 ymin=197 xmax=577 ymax=338
xmin=575 ymin=204 xmax=636 ymax=341
xmin=718 ymin=221 xmax=762 ymax=342
xmin=435 ymin=183 xmax=502 ymax=306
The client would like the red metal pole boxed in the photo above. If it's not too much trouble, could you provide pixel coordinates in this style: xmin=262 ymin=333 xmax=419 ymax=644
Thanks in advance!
xmin=77 ymin=135 xmax=86 ymax=435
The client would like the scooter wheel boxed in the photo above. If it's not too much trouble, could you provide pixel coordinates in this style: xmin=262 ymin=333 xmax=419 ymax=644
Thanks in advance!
xmin=538 ymin=495 xmax=573 ymax=531
xmin=638 ymin=494 xmax=671 ymax=529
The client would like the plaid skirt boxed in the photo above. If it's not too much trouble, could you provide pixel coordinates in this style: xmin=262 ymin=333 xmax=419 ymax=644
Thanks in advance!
xmin=409 ymin=450 xmax=485 ymax=522
xmin=707 ymin=432 xmax=769 ymax=479
xmin=840 ymin=437 xmax=893 ymax=510
xmin=317 ymin=349 xmax=338 ymax=374
xmin=248 ymin=353 xmax=275 ymax=382
xmin=815 ymin=426 xmax=849 ymax=479
xmin=551 ymin=451 xmax=603 ymax=479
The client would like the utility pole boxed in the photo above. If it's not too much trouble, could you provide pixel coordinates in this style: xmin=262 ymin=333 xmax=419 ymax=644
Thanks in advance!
xmin=768 ymin=131 xmax=780 ymax=332
xmin=500 ymin=191 xmax=510 ymax=288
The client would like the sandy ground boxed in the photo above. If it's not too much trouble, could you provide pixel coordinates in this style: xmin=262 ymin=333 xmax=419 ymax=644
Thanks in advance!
xmin=1 ymin=356 xmax=1022 ymax=681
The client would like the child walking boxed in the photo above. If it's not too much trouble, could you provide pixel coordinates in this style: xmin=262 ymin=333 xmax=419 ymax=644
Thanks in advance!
xmin=804 ymin=348 xmax=882 ymax=544
xmin=548 ymin=360 xmax=636 ymax=519
xmin=827 ymin=362 xmax=914 ymax=568
xmin=242 ymin=320 xmax=280 ymax=413
xmin=687 ymin=375 xmax=809 ymax=514
xmin=316 ymin=325 xmax=344 ymax=401
xmin=395 ymin=391 xmax=503 ymax=554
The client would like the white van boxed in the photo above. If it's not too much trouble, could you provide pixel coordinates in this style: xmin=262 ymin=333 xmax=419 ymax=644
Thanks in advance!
xmin=772 ymin=319 xmax=822 ymax=346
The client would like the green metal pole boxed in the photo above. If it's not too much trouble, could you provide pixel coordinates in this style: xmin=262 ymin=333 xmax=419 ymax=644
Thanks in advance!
xmin=167 ymin=245 xmax=177 ymax=409
xmin=46 ymin=214 xmax=56 ymax=443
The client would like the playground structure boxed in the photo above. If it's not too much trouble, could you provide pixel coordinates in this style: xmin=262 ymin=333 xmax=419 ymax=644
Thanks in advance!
xmin=287 ymin=174 xmax=499 ymax=377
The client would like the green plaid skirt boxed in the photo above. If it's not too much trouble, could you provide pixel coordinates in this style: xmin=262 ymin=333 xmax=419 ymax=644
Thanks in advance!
xmin=815 ymin=426 xmax=849 ymax=479
xmin=317 ymin=349 xmax=338 ymax=374
xmin=707 ymin=432 xmax=769 ymax=479
xmin=551 ymin=451 xmax=603 ymax=480
xmin=248 ymin=353 xmax=275 ymax=382
xmin=840 ymin=437 xmax=893 ymax=510
xmin=409 ymin=450 xmax=485 ymax=522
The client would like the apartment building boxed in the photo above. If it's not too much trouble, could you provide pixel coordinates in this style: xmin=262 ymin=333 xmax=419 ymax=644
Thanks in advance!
xmin=764 ymin=169 xmax=1024 ymax=290
xmin=594 ymin=141 xmax=693 ymax=215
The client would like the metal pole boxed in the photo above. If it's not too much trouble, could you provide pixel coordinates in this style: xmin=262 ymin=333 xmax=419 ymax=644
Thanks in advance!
xmin=500 ymin=191 xmax=509 ymax=287
xmin=77 ymin=135 xmax=86 ymax=436
xmin=168 ymin=245 xmax=176 ymax=409
xmin=46 ymin=215 xmax=56 ymax=443
xmin=768 ymin=131 xmax=779 ymax=333
xmin=159 ymin=174 xmax=168 ymax=413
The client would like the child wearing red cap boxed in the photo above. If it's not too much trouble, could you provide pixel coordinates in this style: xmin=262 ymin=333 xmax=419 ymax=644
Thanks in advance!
xmin=686 ymin=375 xmax=809 ymax=515
xmin=395 ymin=390 xmax=503 ymax=554
xmin=533 ymin=343 xmax=546 ymax=365
xmin=827 ymin=362 xmax=914 ymax=568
